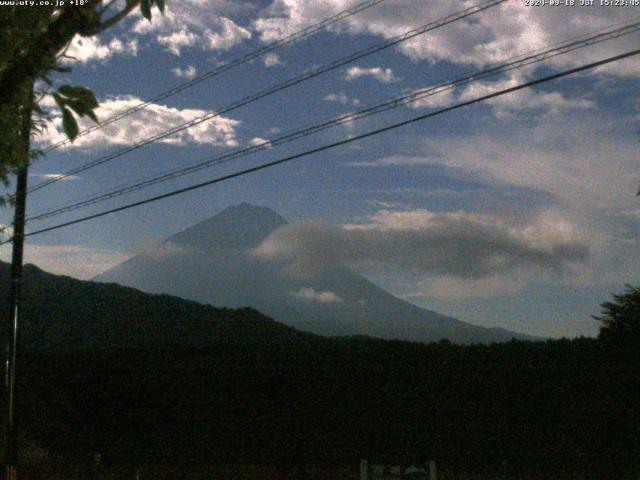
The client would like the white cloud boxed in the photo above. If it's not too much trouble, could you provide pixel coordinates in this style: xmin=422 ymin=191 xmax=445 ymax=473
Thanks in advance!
xmin=249 ymin=137 xmax=273 ymax=148
xmin=325 ymin=92 xmax=348 ymax=104
xmin=255 ymin=209 xmax=589 ymax=279
xmin=204 ymin=17 xmax=252 ymax=50
xmin=263 ymin=52 xmax=283 ymax=67
xmin=401 ymin=273 xmax=528 ymax=301
xmin=172 ymin=65 xmax=198 ymax=79
xmin=345 ymin=66 xmax=399 ymax=83
xmin=37 ymin=95 xmax=240 ymax=149
xmin=132 ymin=3 xmax=251 ymax=56
xmin=252 ymin=1 xmax=640 ymax=77
xmin=0 ymin=244 xmax=129 ymax=280
xmin=457 ymin=73 xmax=594 ymax=116
xmin=324 ymin=93 xmax=362 ymax=107
xmin=291 ymin=287 xmax=344 ymax=303
xmin=348 ymin=155 xmax=436 ymax=168
xmin=408 ymin=87 xmax=456 ymax=109
xmin=65 ymin=36 xmax=138 ymax=64
xmin=401 ymin=73 xmax=591 ymax=116
xmin=29 ymin=173 xmax=81 ymax=181
xmin=158 ymin=29 xmax=199 ymax=55
xmin=380 ymin=110 xmax=640 ymax=296
xmin=426 ymin=113 xmax=639 ymax=211
xmin=0 ymin=224 xmax=13 ymax=241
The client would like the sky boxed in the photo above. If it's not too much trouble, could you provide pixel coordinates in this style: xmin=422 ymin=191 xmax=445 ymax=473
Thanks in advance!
xmin=1 ymin=0 xmax=640 ymax=338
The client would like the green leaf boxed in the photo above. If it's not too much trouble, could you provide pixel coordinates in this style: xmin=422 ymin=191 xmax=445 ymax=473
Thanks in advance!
xmin=140 ymin=0 xmax=152 ymax=20
xmin=58 ymin=85 xmax=84 ymax=96
xmin=55 ymin=86 xmax=99 ymax=125
xmin=58 ymin=85 xmax=98 ymax=109
xmin=65 ymin=99 xmax=89 ymax=116
xmin=62 ymin=107 xmax=79 ymax=141
xmin=154 ymin=0 xmax=165 ymax=13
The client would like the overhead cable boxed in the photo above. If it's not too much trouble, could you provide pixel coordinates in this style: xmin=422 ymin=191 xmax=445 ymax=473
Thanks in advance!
xmin=6 ymin=47 xmax=637 ymax=243
xmin=40 ymin=0 xmax=391 ymax=153
xmin=29 ymin=0 xmax=507 ymax=193
xmin=26 ymin=20 xmax=640 ymax=222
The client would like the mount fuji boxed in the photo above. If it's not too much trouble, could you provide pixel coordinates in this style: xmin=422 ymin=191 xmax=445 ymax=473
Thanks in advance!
xmin=95 ymin=203 xmax=534 ymax=343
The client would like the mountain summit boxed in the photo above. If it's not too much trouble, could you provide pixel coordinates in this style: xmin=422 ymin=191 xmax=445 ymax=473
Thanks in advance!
xmin=96 ymin=204 xmax=534 ymax=343
xmin=168 ymin=203 xmax=287 ymax=250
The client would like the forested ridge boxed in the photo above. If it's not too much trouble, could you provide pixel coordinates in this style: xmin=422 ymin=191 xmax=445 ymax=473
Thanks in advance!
xmin=1 ymin=263 xmax=639 ymax=477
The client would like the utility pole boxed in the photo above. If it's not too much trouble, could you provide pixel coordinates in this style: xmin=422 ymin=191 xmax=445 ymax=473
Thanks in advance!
xmin=3 ymin=83 xmax=33 ymax=480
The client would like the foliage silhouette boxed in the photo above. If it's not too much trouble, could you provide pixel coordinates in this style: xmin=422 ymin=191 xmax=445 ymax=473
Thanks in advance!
xmin=1 ymin=262 xmax=639 ymax=478
xmin=0 ymin=0 xmax=165 ymax=194
xmin=594 ymin=284 xmax=640 ymax=344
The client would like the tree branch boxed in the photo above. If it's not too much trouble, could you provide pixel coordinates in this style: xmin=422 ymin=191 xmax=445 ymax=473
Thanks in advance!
xmin=87 ymin=0 xmax=141 ymax=36
xmin=0 ymin=7 xmax=86 ymax=102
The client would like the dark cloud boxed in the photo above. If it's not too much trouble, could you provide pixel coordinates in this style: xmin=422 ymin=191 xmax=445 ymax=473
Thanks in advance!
xmin=254 ymin=212 xmax=589 ymax=279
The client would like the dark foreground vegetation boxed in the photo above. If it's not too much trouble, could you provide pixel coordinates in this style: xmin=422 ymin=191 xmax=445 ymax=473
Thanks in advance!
xmin=1 ymin=263 xmax=639 ymax=479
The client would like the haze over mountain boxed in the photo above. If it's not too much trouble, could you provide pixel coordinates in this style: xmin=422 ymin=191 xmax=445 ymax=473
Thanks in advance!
xmin=0 ymin=261 xmax=305 ymax=352
xmin=96 ymin=203 xmax=535 ymax=343
xmin=1 ymin=261 xmax=635 ymax=475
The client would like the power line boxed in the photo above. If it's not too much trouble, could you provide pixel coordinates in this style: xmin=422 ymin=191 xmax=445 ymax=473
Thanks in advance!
xmin=40 ymin=0 xmax=390 ymax=154
xmin=29 ymin=0 xmax=507 ymax=193
xmin=32 ymin=0 xmax=504 ymax=191
xmin=7 ymin=47 xmax=638 ymax=244
xmin=26 ymin=20 xmax=640 ymax=222
xmin=29 ymin=19 xmax=640 ymax=220
xmin=29 ymin=19 xmax=640 ymax=219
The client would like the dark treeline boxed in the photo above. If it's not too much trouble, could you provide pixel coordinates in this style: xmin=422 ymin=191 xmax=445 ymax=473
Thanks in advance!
xmin=2 ymin=263 xmax=640 ymax=477
xmin=18 ymin=338 xmax=640 ymax=477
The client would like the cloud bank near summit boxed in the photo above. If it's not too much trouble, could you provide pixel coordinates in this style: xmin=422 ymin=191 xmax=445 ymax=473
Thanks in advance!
xmin=254 ymin=209 xmax=589 ymax=279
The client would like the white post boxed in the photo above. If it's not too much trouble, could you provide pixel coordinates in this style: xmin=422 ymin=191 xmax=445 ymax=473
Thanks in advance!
xmin=360 ymin=459 xmax=368 ymax=480
xmin=429 ymin=460 xmax=437 ymax=480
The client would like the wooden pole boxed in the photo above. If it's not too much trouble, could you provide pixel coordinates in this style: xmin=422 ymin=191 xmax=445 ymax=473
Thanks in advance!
xmin=360 ymin=459 xmax=368 ymax=480
xmin=429 ymin=460 xmax=437 ymax=480
xmin=3 ymin=82 xmax=33 ymax=480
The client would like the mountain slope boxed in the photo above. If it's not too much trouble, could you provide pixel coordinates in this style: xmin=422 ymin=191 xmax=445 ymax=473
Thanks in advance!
xmin=0 ymin=262 xmax=635 ymax=475
xmin=0 ymin=261 xmax=310 ymax=352
xmin=95 ymin=203 xmax=533 ymax=343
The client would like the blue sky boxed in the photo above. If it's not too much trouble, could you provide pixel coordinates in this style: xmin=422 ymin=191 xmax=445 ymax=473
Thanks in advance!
xmin=2 ymin=0 xmax=640 ymax=338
